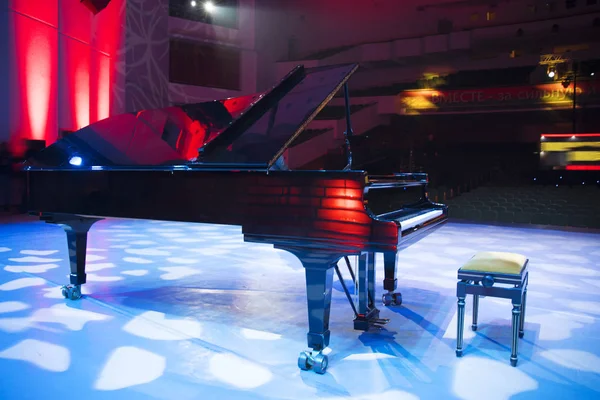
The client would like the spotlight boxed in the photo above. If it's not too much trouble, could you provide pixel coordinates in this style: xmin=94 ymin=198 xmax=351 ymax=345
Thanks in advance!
xmin=190 ymin=0 xmax=197 ymax=6
xmin=541 ymin=135 xmax=546 ymax=140
xmin=592 ymin=72 xmax=595 ymax=76
xmin=204 ymin=1 xmax=215 ymax=12
xmin=571 ymin=135 xmax=576 ymax=139
xmin=69 ymin=156 xmax=83 ymax=166
xmin=548 ymin=70 xmax=555 ymax=78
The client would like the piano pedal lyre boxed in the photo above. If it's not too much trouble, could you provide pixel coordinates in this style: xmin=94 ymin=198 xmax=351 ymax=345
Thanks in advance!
xmin=334 ymin=257 xmax=389 ymax=331
xmin=353 ymin=309 xmax=389 ymax=331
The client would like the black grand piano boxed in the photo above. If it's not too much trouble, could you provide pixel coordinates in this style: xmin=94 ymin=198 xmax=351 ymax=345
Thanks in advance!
xmin=24 ymin=63 xmax=447 ymax=374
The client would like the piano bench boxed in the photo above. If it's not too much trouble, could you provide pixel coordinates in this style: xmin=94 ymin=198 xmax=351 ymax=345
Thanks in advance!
xmin=455 ymin=251 xmax=529 ymax=367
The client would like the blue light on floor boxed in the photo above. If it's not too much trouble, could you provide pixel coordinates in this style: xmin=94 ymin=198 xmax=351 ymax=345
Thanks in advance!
xmin=0 ymin=217 xmax=599 ymax=399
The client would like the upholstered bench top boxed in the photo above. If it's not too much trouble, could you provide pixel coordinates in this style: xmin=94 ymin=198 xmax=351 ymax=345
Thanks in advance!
xmin=459 ymin=252 xmax=527 ymax=275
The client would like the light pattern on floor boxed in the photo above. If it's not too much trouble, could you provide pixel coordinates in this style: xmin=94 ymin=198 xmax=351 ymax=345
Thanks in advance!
xmin=0 ymin=217 xmax=599 ymax=399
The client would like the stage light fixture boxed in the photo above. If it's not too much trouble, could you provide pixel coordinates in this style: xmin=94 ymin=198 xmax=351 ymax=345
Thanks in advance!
xmin=191 ymin=0 xmax=197 ymax=6
xmin=204 ymin=1 xmax=216 ymax=12
xmin=69 ymin=156 xmax=83 ymax=166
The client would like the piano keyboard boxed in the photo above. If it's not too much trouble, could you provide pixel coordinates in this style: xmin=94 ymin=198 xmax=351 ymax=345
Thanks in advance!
xmin=398 ymin=209 xmax=444 ymax=232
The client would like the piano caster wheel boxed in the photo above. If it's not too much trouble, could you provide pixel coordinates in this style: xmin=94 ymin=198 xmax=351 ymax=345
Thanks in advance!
xmin=297 ymin=351 xmax=328 ymax=374
xmin=382 ymin=292 xmax=402 ymax=306
xmin=61 ymin=285 xmax=82 ymax=300
xmin=312 ymin=353 xmax=328 ymax=374
xmin=298 ymin=351 xmax=310 ymax=371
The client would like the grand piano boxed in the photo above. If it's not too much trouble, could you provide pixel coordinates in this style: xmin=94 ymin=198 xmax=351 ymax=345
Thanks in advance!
xmin=24 ymin=63 xmax=447 ymax=374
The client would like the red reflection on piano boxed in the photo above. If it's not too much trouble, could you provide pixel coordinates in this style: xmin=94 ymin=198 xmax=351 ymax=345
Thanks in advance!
xmin=321 ymin=198 xmax=365 ymax=211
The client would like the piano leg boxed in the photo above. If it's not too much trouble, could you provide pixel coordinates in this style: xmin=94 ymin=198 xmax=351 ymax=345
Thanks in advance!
xmin=382 ymin=251 xmax=402 ymax=306
xmin=42 ymin=213 xmax=103 ymax=300
xmin=353 ymin=252 xmax=388 ymax=331
xmin=298 ymin=262 xmax=334 ymax=374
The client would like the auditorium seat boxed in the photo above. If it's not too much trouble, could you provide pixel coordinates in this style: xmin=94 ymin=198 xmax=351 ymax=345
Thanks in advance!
xmin=442 ymin=184 xmax=600 ymax=229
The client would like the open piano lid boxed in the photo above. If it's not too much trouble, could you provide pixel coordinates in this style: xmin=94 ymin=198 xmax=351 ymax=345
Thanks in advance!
xmin=24 ymin=63 xmax=359 ymax=170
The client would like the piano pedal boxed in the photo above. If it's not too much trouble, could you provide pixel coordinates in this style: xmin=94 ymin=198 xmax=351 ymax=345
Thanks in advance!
xmin=371 ymin=318 xmax=390 ymax=325
xmin=370 ymin=323 xmax=387 ymax=330
xmin=353 ymin=309 xmax=387 ymax=331
xmin=368 ymin=318 xmax=390 ymax=330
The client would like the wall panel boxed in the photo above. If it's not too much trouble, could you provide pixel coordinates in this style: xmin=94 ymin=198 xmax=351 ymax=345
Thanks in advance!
xmin=59 ymin=36 xmax=91 ymax=132
xmin=9 ymin=0 xmax=58 ymax=27
xmin=9 ymin=12 xmax=59 ymax=148
xmin=59 ymin=0 xmax=92 ymax=44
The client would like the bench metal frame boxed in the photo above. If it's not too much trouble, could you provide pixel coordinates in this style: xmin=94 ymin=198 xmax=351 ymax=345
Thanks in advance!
xmin=456 ymin=260 xmax=529 ymax=367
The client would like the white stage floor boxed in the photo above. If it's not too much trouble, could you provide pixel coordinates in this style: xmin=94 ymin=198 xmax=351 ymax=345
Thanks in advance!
xmin=0 ymin=217 xmax=599 ymax=399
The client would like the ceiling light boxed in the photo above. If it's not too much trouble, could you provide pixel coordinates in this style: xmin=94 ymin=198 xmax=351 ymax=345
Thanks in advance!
xmin=204 ymin=1 xmax=216 ymax=12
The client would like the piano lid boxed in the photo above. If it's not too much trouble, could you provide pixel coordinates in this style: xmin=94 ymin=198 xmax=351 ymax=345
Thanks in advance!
xmin=24 ymin=63 xmax=358 ymax=170
xmin=198 ymin=63 xmax=359 ymax=169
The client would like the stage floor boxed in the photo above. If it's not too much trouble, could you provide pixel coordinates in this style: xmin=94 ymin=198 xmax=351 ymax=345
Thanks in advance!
xmin=0 ymin=216 xmax=599 ymax=399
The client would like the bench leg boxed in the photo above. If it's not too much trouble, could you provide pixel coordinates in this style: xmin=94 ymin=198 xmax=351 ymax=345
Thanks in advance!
xmin=519 ymin=290 xmax=527 ymax=338
xmin=472 ymin=294 xmax=479 ymax=331
xmin=510 ymin=303 xmax=521 ymax=366
xmin=456 ymin=296 xmax=466 ymax=357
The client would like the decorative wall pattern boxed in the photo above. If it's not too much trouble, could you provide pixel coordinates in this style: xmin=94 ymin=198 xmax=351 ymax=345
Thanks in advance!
xmin=125 ymin=0 xmax=170 ymax=112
